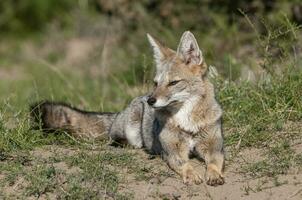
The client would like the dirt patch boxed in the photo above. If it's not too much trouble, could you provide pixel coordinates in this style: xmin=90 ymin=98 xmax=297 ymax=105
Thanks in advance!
xmin=2 ymin=176 xmax=29 ymax=198
xmin=52 ymin=161 xmax=81 ymax=175
xmin=30 ymin=145 xmax=78 ymax=159
xmin=116 ymin=144 xmax=302 ymax=200
xmin=119 ymin=158 xmax=302 ymax=200
xmin=1 ymin=142 xmax=302 ymax=199
xmin=293 ymin=142 xmax=302 ymax=154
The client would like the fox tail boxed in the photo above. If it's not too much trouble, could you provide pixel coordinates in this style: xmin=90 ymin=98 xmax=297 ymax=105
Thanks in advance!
xmin=30 ymin=101 xmax=117 ymax=140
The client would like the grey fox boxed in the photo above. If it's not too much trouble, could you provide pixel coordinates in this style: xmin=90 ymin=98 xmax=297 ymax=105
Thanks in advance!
xmin=31 ymin=31 xmax=225 ymax=186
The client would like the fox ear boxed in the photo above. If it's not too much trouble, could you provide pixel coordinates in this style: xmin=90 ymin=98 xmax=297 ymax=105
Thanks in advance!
xmin=147 ymin=33 xmax=165 ymax=67
xmin=177 ymin=31 xmax=203 ymax=65
xmin=147 ymin=34 xmax=174 ymax=68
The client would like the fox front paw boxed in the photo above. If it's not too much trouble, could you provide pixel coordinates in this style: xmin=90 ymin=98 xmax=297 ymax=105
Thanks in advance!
xmin=182 ymin=163 xmax=203 ymax=185
xmin=206 ymin=167 xmax=224 ymax=186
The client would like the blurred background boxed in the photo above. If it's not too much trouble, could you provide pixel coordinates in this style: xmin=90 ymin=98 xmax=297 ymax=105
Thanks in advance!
xmin=0 ymin=0 xmax=301 ymax=111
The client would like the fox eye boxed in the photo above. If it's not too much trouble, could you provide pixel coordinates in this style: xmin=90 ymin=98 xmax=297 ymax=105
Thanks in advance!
xmin=168 ymin=80 xmax=181 ymax=86
xmin=153 ymin=81 xmax=158 ymax=87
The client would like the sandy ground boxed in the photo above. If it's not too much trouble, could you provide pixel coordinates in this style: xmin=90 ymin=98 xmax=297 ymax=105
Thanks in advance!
xmin=1 ymin=144 xmax=301 ymax=200
xmin=120 ymin=148 xmax=302 ymax=200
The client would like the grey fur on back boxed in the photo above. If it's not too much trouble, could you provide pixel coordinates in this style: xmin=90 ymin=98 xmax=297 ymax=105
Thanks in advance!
xmin=30 ymin=97 xmax=162 ymax=153
xmin=109 ymin=96 xmax=162 ymax=154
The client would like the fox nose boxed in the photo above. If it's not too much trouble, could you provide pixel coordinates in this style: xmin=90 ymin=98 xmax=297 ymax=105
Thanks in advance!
xmin=147 ymin=97 xmax=157 ymax=106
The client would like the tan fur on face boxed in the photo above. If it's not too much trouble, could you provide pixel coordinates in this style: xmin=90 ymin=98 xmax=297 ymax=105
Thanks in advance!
xmin=170 ymin=56 xmax=207 ymax=76
xmin=156 ymin=51 xmax=208 ymax=80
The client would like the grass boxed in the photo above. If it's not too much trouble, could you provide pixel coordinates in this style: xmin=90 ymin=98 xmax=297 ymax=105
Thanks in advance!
xmin=0 ymin=145 xmax=169 ymax=199
xmin=220 ymin=69 xmax=302 ymax=177
xmin=0 ymin=2 xmax=302 ymax=198
xmin=243 ymin=141 xmax=295 ymax=177
xmin=1 ymin=55 xmax=301 ymax=198
xmin=221 ymin=70 xmax=302 ymax=147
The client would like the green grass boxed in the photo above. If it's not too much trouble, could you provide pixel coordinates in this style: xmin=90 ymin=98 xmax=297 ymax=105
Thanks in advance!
xmin=1 ymin=56 xmax=301 ymax=197
xmin=219 ymin=68 xmax=302 ymax=177
xmin=0 ymin=2 xmax=302 ymax=198
xmin=0 ymin=145 xmax=168 ymax=198
xmin=221 ymin=70 xmax=302 ymax=148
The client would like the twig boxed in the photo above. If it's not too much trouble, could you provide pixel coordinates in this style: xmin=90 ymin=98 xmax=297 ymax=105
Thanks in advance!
xmin=235 ymin=138 xmax=242 ymax=150
xmin=287 ymin=188 xmax=302 ymax=199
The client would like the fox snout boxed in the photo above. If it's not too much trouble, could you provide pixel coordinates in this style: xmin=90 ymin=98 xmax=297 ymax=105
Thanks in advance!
xmin=147 ymin=96 xmax=157 ymax=106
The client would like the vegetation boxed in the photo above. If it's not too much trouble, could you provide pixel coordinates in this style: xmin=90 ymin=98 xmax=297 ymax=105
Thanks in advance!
xmin=0 ymin=0 xmax=301 ymax=198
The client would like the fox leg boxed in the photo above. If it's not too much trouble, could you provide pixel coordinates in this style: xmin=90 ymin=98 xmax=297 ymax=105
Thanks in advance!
xmin=109 ymin=97 xmax=144 ymax=148
xmin=161 ymin=137 xmax=203 ymax=184
xmin=125 ymin=122 xmax=143 ymax=148
xmin=124 ymin=100 xmax=144 ymax=148
xmin=195 ymin=135 xmax=225 ymax=186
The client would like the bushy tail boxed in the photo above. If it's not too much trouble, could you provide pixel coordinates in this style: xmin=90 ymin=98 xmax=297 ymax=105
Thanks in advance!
xmin=30 ymin=101 xmax=117 ymax=140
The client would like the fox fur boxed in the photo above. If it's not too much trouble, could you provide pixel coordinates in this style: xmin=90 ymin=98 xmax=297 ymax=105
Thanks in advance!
xmin=30 ymin=31 xmax=225 ymax=186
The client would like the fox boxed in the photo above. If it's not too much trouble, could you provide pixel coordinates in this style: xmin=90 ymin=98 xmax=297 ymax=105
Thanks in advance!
xmin=31 ymin=31 xmax=225 ymax=186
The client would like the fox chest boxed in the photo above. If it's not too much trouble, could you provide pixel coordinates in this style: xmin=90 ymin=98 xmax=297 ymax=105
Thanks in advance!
xmin=180 ymin=128 xmax=207 ymax=153
xmin=188 ymin=138 xmax=197 ymax=152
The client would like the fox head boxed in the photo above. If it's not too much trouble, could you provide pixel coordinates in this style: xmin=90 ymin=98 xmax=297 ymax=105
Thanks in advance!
xmin=147 ymin=31 xmax=208 ymax=109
